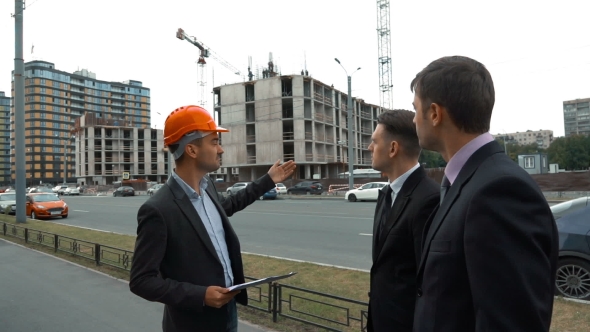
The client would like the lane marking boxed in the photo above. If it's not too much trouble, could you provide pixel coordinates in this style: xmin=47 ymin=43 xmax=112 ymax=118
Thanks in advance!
xmin=359 ymin=233 xmax=373 ymax=236
xmin=73 ymin=210 xmax=89 ymax=212
xmin=242 ymin=251 xmax=370 ymax=272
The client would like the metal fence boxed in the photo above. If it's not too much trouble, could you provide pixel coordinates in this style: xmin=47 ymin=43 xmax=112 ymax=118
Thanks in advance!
xmin=1 ymin=221 xmax=368 ymax=331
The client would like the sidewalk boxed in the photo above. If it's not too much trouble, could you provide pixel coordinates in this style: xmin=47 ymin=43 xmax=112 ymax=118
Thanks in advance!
xmin=0 ymin=239 xmax=270 ymax=332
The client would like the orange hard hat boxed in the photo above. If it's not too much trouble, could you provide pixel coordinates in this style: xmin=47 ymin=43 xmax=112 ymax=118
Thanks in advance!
xmin=164 ymin=105 xmax=228 ymax=146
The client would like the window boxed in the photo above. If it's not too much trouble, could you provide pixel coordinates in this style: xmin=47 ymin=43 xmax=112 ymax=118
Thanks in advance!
xmin=524 ymin=156 xmax=535 ymax=169
xmin=53 ymin=122 xmax=59 ymax=128
xmin=41 ymin=79 xmax=46 ymax=85
xmin=40 ymin=138 xmax=46 ymax=144
xmin=40 ymin=121 xmax=47 ymax=127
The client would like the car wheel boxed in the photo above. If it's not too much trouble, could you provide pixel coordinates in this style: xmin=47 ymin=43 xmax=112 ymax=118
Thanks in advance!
xmin=287 ymin=190 xmax=291 ymax=195
xmin=555 ymin=258 xmax=590 ymax=300
xmin=113 ymin=193 xmax=116 ymax=197
xmin=259 ymin=196 xmax=264 ymax=200
xmin=62 ymin=214 xmax=68 ymax=219
xmin=31 ymin=211 xmax=37 ymax=219
xmin=348 ymin=194 xmax=357 ymax=202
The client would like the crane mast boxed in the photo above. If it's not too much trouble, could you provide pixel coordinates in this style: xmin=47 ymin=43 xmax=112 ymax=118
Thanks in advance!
xmin=376 ymin=0 xmax=393 ymax=110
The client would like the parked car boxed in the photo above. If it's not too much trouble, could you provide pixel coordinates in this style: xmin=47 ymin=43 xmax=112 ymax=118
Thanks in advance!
xmin=147 ymin=184 xmax=163 ymax=196
xmin=287 ymin=181 xmax=324 ymax=195
xmin=29 ymin=187 xmax=54 ymax=194
xmin=113 ymin=186 xmax=135 ymax=197
xmin=52 ymin=185 xmax=67 ymax=193
xmin=63 ymin=187 xmax=80 ymax=196
xmin=226 ymin=182 xmax=249 ymax=196
xmin=260 ymin=188 xmax=277 ymax=200
xmin=0 ymin=193 xmax=16 ymax=215
xmin=275 ymin=183 xmax=287 ymax=195
xmin=26 ymin=193 xmax=68 ymax=219
xmin=551 ymin=197 xmax=590 ymax=300
xmin=345 ymin=182 xmax=389 ymax=202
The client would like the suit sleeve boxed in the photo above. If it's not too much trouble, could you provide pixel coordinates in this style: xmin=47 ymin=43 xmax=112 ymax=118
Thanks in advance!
xmin=129 ymin=202 xmax=207 ymax=311
xmin=411 ymin=192 xmax=439 ymax=267
xmin=464 ymin=175 xmax=556 ymax=331
xmin=216 ymin=174 xmax=276 ymax=217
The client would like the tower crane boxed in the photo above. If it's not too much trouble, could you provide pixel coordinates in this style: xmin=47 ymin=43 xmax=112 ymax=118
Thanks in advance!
xmin=376 ymin=0 xmax=393 ymax=110
xmin=176 ymin=28 xmax=242 ymax=107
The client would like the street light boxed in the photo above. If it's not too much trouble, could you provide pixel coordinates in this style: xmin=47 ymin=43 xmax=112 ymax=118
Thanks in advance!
xmin=335 ymin=58 xmax=361 ymax=190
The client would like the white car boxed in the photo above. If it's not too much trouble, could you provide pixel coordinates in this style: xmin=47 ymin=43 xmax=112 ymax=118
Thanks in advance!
xmin=0 ymin=193 xmax=16 ymax=214
xmin=63 ymin=187 xmax=80 ymax=196
xmin=226 ymin=182 xmax=249 ymax=196
xmin=344 ymin=182 xmax=389 ymax=202
xmin=275 ymin=183 xmax=287 ymax=195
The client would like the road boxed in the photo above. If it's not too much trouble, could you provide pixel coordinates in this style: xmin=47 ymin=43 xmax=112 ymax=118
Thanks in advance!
xmin=44 ymin=195 xmax=561 ymax=271
xmin=55 ymin=195 xmax=377 ymax=270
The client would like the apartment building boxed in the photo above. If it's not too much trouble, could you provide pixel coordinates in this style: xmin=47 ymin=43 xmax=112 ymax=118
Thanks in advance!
xmin=0 ymin=92 xmax=10 ymax=185
xmin=10 ymin=60 xmax=151 ymax=185
xmin=493 ymin=129 xmax=554 ymax=148
xmin=563 ymin=98 xmax=590 ymax=137
xmin=73 ymin=112 xmax=169 ymax=185
xmin=213 ymin=75 xmax=386 ymax=181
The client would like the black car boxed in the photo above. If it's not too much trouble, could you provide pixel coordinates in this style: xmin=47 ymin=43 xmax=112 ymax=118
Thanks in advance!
xmin=286 ymin=181 xmax=323 ymax=195
xmin=113 ymin=186 xmax=135 ymax=197
xmin=551 ymin=197 xmax=590 ymax=300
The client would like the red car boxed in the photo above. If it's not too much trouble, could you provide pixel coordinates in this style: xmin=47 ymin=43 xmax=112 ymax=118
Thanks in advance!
xmin=26 ymin=193 xmax=69 ymax=219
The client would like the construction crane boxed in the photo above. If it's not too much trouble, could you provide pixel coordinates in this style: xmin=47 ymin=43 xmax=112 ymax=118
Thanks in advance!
xmin=376 ymin=0 xmax=393 ymax=110
xmin=176 ymin=28 xmax=242 ymax=107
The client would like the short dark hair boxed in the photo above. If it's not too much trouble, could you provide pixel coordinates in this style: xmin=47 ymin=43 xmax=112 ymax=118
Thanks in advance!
xmin=377 ymin=109 xmax=421 ymax=158
xmin=168 ymin=137 xmax=203 ymax=163
xmin=410 ymin=56 xmax=495 ymax=134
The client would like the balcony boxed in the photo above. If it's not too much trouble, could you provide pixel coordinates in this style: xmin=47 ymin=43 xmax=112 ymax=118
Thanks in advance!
xmin=283 ymin=132 xmax=294 ymax=140
xmin=247 ymin=156 xmax=256 ymax=164
xmin=246 ymin=135 xmax=256 ymax=143
xmin=305 ymin=154 xmax=313 ymax=162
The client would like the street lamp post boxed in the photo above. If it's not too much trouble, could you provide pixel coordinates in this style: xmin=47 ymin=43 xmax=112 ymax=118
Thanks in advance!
xmin=335 ymin=58 xmax=361 ymax=190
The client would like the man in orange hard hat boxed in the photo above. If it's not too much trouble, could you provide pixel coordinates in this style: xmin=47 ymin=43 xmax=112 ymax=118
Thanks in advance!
xmin=130 ymin=105 xmax=296 ymax=331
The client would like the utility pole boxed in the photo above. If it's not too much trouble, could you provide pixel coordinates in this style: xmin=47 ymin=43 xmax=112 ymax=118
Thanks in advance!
xmin=14 ymin=0 xmax=26 ymax=223
xmin=63 ymin=139 xmax=67 ymax=184
xmin=335 ymin=58 xmax=361 ymax=190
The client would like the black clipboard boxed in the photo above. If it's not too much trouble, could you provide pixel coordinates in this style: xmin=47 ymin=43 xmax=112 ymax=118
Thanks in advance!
xmin=228 ymin=272 xmax=297 ymax=291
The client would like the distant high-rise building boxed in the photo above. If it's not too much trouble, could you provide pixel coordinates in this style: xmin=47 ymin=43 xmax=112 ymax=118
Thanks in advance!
xmin=0 ymin=91 xmax=10 ymax=185
xmin=563 ymin=98 xmax=590 ymax=137
xmin=10 ymin=60 xmax=151 ymax=185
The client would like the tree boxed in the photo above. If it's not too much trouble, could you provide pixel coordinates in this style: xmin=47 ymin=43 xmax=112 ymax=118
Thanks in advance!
xmin=563 ymin=135 xmax=590 ymax=170
xmin=419 ymin=150 xmax=447 ymax=168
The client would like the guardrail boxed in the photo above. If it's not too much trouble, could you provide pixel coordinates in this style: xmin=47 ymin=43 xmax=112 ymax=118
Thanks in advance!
xmin=1 ymin=221 xmax=369 ymax=331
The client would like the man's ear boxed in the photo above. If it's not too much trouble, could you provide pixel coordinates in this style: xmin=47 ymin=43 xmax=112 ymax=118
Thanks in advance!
xmin=430 ymin=103 xmax=444 ymax=127
xmin=185 ymin=144 xmax=198 ymax=159
xmin=388 ymin=140 xmax=398 ymax=158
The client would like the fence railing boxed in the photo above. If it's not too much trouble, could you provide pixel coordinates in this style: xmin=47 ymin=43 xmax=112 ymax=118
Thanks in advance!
xmin=1 ymin=221 xmax=368 ymax=331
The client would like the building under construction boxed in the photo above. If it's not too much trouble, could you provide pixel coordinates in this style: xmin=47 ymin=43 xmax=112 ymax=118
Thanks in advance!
xmin=211 ymin=73 xmax=388 ymax=181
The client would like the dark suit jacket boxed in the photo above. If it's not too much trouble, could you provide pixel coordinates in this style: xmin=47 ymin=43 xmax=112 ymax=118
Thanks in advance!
xmin=368 ymin=167 xmax=439 ymax=332
xmin=129 ymin=174 xmax=275 ymax=332
xmin=414 ymin=141 xmax=558 ymax=332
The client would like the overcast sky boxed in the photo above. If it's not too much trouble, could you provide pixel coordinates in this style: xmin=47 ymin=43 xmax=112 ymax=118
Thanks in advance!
xmin=1 ymin=0 xmax=589 ymax=137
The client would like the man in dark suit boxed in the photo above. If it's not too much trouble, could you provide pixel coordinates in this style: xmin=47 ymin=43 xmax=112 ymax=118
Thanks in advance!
xmin=411 ymin=56 xmax=558 ymax=331
xmin=367 ymin=110 xmax=439 ymax=332
xmin=129 ymin=105 xmax=296 ymax=332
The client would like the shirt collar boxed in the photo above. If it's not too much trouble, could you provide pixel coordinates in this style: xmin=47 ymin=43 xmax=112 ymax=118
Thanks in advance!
xmin=444 ymin=132 xmax=494 ymax=185
xmin=171 ymin=169 xmax=208 ymax=199
xmin=389 ymin=163 xmax=421 ymax=194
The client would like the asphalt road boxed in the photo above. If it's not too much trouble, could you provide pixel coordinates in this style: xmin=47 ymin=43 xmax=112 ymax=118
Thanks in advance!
xmin=43 ymin=195 xmax=561 ymax=271
xmin=52 ymin=195 xmax=377 ymax=270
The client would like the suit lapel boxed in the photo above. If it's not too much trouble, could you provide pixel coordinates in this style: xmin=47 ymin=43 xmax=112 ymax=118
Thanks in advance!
xmin=375 ymin=167 xmax=424 ymax=262
xmin=167 ymin=176 xmax=221 ymax=265
xmin=417 ymin=141 xmax=504 ymax=275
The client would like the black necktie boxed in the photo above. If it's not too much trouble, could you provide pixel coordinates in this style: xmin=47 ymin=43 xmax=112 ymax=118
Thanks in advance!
xmin=440 ymin=175 xmax=451 ymax=205
xmin=379 ymin=187 xmax=393 ymax=236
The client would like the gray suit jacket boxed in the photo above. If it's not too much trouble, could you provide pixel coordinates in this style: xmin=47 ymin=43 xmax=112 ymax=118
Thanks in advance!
xmin=130 ymin=174 xmax=275 ymax=332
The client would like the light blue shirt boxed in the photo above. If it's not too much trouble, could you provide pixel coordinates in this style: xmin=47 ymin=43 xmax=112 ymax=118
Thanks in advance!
xmin=389 ymin=163 xmax=421 ymax=206
xmin=171 ymin=170 xmax=234 ymax=287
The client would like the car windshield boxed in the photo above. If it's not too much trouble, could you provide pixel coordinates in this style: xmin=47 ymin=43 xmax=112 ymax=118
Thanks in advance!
xmin=551 ymin=197 xmax=588 ymax=220
xmin=277 ymin=183 xmax=285 ymax=187
xmin=32 ymin=194 xmax=60 ymax=202
xmin=0 ymin=194 xmax=15 ymax=201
